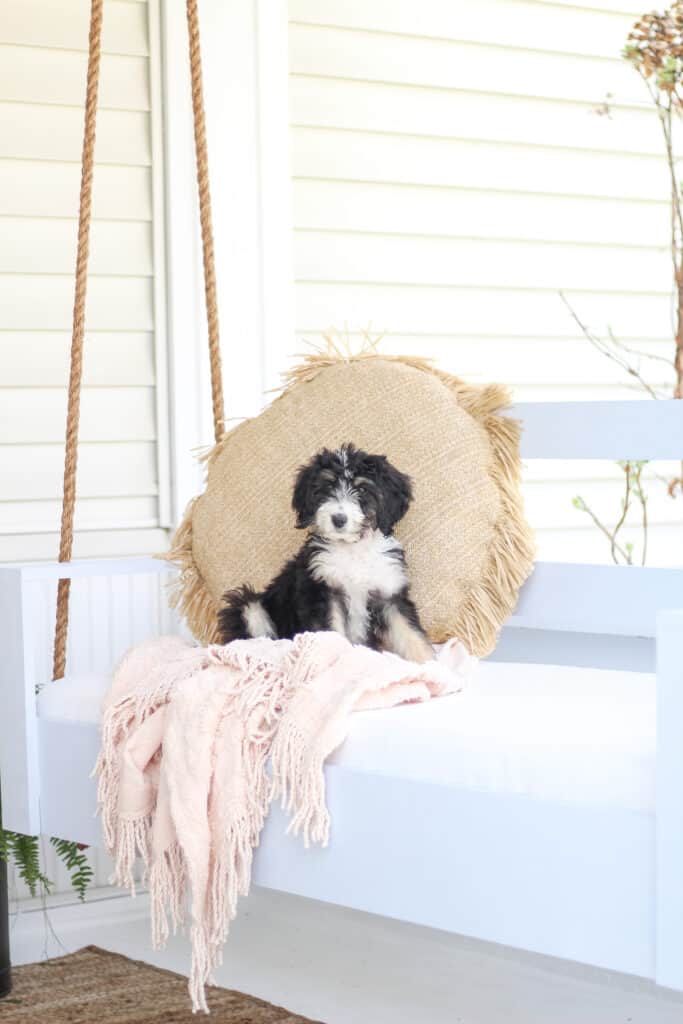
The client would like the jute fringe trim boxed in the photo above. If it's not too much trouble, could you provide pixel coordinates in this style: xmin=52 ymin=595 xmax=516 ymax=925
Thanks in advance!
xmin=161 ymin=334 xmax=535 ymax=656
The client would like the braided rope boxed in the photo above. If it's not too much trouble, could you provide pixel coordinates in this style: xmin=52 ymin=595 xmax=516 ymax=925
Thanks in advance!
xmin=53 ymin=0 xmax=225 ymax=679
xmin=53 ymin=0 xmax=104 ymax=681
xmin=186 ymin=0 xmax=225 ymax=444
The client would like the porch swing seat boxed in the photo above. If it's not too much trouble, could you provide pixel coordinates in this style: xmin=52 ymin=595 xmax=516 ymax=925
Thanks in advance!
xmin=36 ymin=659 xmax=656 ymax=813
xmin=24 ymin=635 xmax=664 ymax=982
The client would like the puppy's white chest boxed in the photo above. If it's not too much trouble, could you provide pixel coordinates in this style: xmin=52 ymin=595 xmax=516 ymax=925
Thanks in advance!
xmin=311 ymin=533 xmax=406 ymax=643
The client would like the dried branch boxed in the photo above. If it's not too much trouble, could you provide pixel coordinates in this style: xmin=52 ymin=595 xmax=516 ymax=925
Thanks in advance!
xmin=559 ymin=292 xmax=662 ymax=399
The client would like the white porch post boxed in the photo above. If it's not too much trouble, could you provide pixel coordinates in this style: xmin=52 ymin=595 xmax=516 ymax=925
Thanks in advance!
xmin=160 ymin=0 xmax=294 ymax=525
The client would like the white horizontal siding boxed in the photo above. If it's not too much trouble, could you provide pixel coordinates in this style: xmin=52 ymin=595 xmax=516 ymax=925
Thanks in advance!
xmin=289 ymin=0 xmax=683 ymax=564
xmin=0 ymin=0 xmax=169 ymax=562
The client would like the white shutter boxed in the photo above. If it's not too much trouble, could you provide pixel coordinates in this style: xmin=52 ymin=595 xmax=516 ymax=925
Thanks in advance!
xmin=288 ymin=0 xmax=682 ymax=566
xmin=0 ymin=0 xmax=169 ymax=562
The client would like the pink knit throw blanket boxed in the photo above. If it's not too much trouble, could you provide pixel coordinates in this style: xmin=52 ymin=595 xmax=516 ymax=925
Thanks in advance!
xmin=95 ymin=631 xmax=473 ymax=1012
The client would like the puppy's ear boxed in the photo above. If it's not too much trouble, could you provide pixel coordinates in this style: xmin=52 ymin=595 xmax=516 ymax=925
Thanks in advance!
xmin=292 ymin=458 xmax=319 ymax=529
xmin=372 ymin=456 xmax=413 ymax=534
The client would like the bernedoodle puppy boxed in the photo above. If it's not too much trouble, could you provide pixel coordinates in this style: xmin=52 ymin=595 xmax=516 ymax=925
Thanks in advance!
xmin=218 ymin=443 xmax=434 ymax=662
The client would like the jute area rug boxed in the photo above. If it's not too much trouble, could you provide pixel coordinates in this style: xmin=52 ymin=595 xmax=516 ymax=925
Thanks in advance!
xmin=1 ymin=946 xmax=322 ymax=1023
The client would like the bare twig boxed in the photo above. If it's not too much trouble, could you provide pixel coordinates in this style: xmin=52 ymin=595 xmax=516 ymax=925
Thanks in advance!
xmin=560 ymin=292 xmax=662 ymax=399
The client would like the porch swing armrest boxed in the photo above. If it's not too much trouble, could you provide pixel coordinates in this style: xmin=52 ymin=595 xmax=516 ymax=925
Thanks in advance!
xmin=16 ymin=556 xmax=172 ymax=582
xmin=655 ymin=608 xmax=683 ymax=990
xmin=0 ymin=567 xmax=40 ymax=836
xmin=0 ymin=557 xmax=178 ymax=836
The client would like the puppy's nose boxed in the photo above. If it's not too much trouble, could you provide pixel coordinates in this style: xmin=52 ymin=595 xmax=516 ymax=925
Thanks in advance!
xmin=332 ymin=512 xmax=347 ymax=529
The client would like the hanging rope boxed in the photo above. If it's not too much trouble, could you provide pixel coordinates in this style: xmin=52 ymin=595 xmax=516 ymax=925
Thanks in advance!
xmin=53 ymin=0 xmax=225 ymax=679
xmin=186 ymin=0 xmax=225 ymax=444
xmin=52 ymin=0 xmax=104 ymax=681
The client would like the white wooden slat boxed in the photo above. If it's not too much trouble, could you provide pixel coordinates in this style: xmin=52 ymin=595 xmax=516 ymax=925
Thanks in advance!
xmin=0 ymin=160 xmax=152 ymax=220
xmin=532 ymin=522 xmax=682 ymax=567
xmin=0 ymin=46 xmax=150 ymax=112
xmin=290 ymin=76 xmax=664 ymax=157
xmin=0 ymin=387 xmax=156 ymax=443
xmin=294 ymin=231 xmax=669 ymax=293
xmin=656 ymin=609 xmax=683 ymax=990
xmin=522 ymin=477 xmax=682 ymax=531
xmin=292 ymin=127 xmax=666 ymax=203
xmin=292 ymin=180 xmax=670 ymax=248
xmin=355 ymin=334 xmax=674 ymax=388
xmin=292 ymin=180 xmax=669 ymax=249
xmin=0 ymin=529 xmax=167 ymax=564
xmin=0 ymin=497 xmax=158 ymax=533
xmin=514 ymin=400 xmax=683 ymax=460
xmin=0 ymin=275 xmax=153 ymax=330
xmin=294 ymin=283 xmax=671 ymax=339
xmin=289 ymin=23 xmax=642 ymax=108
xmin=18 ymin=556 xmax=169 ymax=581
xmin=0 ymin=332 xmax=155 ymax=387
xmin=0 ymin=219 xmax=153 ymax=276
xmin=510 ymin=562 xmax=683 ymax=636
xmin=0 ymin=103 xmax=151 ymax=167
xmin=0 ymin=441 xmax=158 ymax=499
xmin=1 ymin=0 xmax=149 ymax=57
xmin=289 ymin=0 xmax=636 ymax=61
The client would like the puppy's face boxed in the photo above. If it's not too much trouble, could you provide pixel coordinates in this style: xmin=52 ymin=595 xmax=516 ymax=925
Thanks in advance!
xmin=292 ymin=444 xmax=413 ymax=541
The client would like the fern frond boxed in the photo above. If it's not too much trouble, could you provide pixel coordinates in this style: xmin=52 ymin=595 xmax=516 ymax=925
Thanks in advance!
xmin=50 ymin=838 xmax=94 ymax=901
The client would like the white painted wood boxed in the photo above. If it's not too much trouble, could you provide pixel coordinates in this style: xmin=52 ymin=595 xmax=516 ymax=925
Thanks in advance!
xmin=289 ymin=0 xmax=637 ymax=61
xmin=0 ymin=443 xmax=157 ymax=500
xmin=291 ymin=127 xmax=662 ymax=204
xmin=514 ymin=400 xmax=683 ymax=460
xmin=294 ymin=284 xmax=672 ymax=340
xmin=0 ymin=0 xmax=170 ymax=561
xmin=288 ymin=1 xmax=682 ymax=564
xmin=0 ymin=162 xmax=152 ymax=220
xmin=2 ymin=0 xmax=149 ymax=57
xmin=0 ymin=273 xmax=153 ymax=331
xmin=0 ymin=333 xmax=155 ymax=387
xmin=0 ymin=388 xmax=156 ymax=444
xmin=147 ymin=0 xmax=172 ymax=529
xmin=0 ymin=529 xmax=169 ymax=564
xmin=288 ymin=22 xmax=646 ymax=109
xmin=162 ymin=0 xmax=295 ymax=517
xmin=0 ymin=570 xmax=39 ymax=835
xmin=0 ymin=103 xmax=151 ymax=166
xmin=656 ymin=609 xmax=683 ymax=990
xmin=292 ymin=181 xmax=670 ymax=249
xmin=294 ymin=231 xmax=669 ymax=293
xmin=0 ymin=45 xmax=150 ymax=111
xmin=159 ymin=0 xmax=209 ymax=521
xmin=509 ymin=563 xmax=683 ymax=637
xmin=0 ymin=498 xmax=158 ymax=535
xmin=289 ymin=72 xmax=664 ymax=156
xmin=32 ymin=712 xmax=658 ymax=978
xmin=0 ymin=219 xmax=153 ymax=277
xmin=256 ymin=0 xmax=296 ymax=392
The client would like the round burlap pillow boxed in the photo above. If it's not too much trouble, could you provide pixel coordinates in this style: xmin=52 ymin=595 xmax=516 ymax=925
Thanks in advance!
xmin=165 ymin=346 xmax=534 ymax=656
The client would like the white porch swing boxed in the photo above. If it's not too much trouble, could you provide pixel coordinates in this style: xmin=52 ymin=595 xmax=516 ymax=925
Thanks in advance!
xmin=2 ymin=0 xmax=683 ymax=998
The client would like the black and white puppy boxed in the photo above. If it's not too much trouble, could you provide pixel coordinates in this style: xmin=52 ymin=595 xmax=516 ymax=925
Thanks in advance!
xmin=218 ymin=444 xmax=434 ymax=662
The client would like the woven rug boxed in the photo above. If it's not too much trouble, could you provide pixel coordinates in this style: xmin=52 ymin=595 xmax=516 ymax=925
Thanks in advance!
xmin=1 ymin=946 xmax=321 ymax=1023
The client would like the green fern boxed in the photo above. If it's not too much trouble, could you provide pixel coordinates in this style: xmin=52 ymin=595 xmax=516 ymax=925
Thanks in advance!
xmin=0 ymin=830 xmax=51 ymax=897
xmin=49 ymin=838 xmax=94 ymax=902
xmin=0 ymin=829 xmax=94 ymax=901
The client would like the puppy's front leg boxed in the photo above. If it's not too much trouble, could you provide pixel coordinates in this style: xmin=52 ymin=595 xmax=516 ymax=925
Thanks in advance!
xmin=382 ymin=599 xmax=434 ymax=663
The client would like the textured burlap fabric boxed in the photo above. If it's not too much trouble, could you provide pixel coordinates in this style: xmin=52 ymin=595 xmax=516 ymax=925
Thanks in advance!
xmin=3 ymin=946 xmax=319 ymax=1023
xmin=166 ymin=347 xmax=534 ymax=657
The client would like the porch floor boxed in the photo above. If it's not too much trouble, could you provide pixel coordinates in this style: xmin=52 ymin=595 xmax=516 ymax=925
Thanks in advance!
xmin=9 ymin=886 xmax=683 ymax=1024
